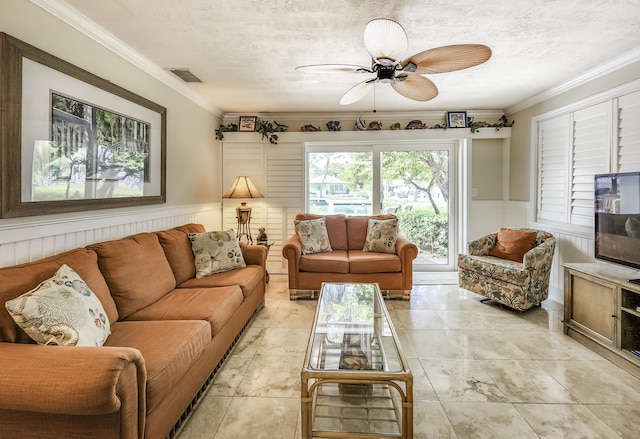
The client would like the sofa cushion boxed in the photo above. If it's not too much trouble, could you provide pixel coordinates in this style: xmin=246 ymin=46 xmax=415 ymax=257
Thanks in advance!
xmin=105 ymin=320 xmax=210 ymax=415
xmin=157 ymin=223 xmax=206 ymax=284
xmin=489 ymin=228 xmax=538 ymax=262
xmin=0 ymin=248 xmax=118 ymax=344
xmin=5 ymin=264 xmax=110 ymax=346
xmin=295 ymin=214 xmax=348 ymax=250
xmin=363 ymin=218 xmax=398 ymax=253
xmin=125 ymin=286 xmax=243 ymax=337
xmin=189 ymin=231 xmax=246 ymax=278
xmin=346 ymin=215 xmax=397 ymax=250
xmin=299 ymin=250 xmax=349 ymax=273
xmin=178 ymin=265 xmax=263 ymax=299
xmin=294 ymin=217 xmax=332 ymax=254
xmin=348 ymin=250 xmax=402 ymax=273
xmin=88 ymin=233 xmax=176 ymax=320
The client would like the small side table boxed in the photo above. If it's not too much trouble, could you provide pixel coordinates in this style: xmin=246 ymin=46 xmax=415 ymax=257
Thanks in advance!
xmin=257 ymin=242 xmax=272 ymax=283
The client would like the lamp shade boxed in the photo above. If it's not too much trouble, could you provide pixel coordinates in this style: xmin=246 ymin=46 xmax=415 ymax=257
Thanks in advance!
xmin=223 ymin=176 xmax=263 ymax=199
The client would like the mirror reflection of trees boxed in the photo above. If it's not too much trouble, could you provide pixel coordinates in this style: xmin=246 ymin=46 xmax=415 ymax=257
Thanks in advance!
xmin=32 ymin=93 xmax=150 ymax=201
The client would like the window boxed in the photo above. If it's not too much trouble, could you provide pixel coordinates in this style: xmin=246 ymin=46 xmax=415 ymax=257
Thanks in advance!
xmin=306 ymin=142 xmax=457 ymax=270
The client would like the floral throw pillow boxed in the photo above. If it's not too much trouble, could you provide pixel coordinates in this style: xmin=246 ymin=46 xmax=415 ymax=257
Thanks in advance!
xmin=5 ymin=264 xmax=111 ymax=346
xmin=363 ymin=218 xmax=398 ymax=254
xmin=294 ymin=217 xmax=332 ymax=255
xmin=189 ymin=230 xmax=246 ymax=278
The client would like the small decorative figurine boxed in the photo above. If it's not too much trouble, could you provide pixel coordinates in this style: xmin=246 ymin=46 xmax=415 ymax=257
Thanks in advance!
xmin=405 ymin=120 xmax=425 ymax=130
xmin=273 ymin=121 xmax=288 ymax=132
xmin=326 ymin=120 xmax=341 ymax=131
xmin=301 ymin=124 xmax=320 ymax=132
xmin=354 ymin=116 xmax=367 ymax=130
xmin=390 ymin=122 xmax=401 ymax=130
xmin=257 ymin=227 xmax=268 ymax=244
xmin=367 ymin=121 xmax=382 ymax=130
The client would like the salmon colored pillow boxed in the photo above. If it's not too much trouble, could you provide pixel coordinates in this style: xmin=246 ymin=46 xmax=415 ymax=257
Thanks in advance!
xmin=489 ymin=228 xmax=538 ymax=262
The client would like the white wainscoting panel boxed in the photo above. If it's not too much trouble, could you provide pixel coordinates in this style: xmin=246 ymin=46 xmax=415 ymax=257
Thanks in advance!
xmin=0 ymin=204 xmax=220 ymax=267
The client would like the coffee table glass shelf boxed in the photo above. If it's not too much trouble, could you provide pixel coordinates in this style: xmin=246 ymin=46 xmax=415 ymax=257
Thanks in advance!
xmin=301 ymin=282 xmax=413 ymax=438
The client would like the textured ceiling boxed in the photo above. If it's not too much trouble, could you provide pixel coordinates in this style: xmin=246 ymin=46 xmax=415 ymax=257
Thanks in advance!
xmin=54 ymin=0 xmax=640 ymax=115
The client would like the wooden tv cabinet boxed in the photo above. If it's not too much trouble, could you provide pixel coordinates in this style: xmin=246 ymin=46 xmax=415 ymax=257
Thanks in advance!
xmin=563 ymin=262 xmax=640 ymax=378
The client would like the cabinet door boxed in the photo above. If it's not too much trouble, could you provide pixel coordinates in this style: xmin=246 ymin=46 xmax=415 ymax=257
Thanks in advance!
xmin=567 ymin=272 xmax=616 ymax=345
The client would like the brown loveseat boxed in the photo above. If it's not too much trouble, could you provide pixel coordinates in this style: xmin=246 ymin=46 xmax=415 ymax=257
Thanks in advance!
xmin=0 ymin=223 xmax=267 ymax=439
xmin=282 ymin=214 xmax=418 ymax=300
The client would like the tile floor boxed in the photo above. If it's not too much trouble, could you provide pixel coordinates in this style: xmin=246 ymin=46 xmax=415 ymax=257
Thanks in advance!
xmin=175 ymin=275 xmax=640 ymax=439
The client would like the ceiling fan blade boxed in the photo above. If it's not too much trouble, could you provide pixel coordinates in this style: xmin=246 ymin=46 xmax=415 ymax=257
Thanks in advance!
xmin=364 ymin=18 xmax=408 ymax=65
xmin=391 ymin=74 xmax=439 ymax=101
xmin=295 ymin=64 xmax=373 ymax=73
xmin=340 ymin=79 xmax=375 ymax=105
xmin=402 ymin=44 xmax=492 ymax=74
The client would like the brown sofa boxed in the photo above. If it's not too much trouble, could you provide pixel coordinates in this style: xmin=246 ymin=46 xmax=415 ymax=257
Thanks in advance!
xmin=282 ymin=214 xmax=418 ymax=300
xmin=0 ymin=223 xmax=267 ymax=439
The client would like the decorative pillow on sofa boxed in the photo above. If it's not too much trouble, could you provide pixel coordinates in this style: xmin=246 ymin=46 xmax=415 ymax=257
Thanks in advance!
xmin=294 ymin=217 xmax=332 ymax=255
xmin=363 ymin=218 xmax=398 ymax=254
xmin=489 ymin=227 xmax=538 ymax=262
xmin=4 ymin=264 xmax=110 ymax=346
xmin=189 ymin=230 xmax=246 ymax=278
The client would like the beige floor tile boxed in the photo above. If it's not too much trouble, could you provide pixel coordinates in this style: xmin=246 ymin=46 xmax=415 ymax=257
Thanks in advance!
xmin=413 ymin=401 xmax=456 ymax=439
xmin=205 ymin=356 xmax=253 ymax=397
xmin=213 ymin=397 xmax=299 ymax=439
xmin=235 ymin=354 xmax=303 ymax=398
xmin=464 ymin=331 xmax=530 ymax=360
xmin=257 ymin=327 xmax=310 ymax=356
xmin=535 ymin=359 xmax=640 ymax=404
xmin=407 ymin=358 xmax=439 ymax=401
xmin=515 ymin=403 xmax=622 ymax=438
xmin=176 ymin=396 xmax=231 ymax=439
xmin=231 ymin=326 xmax=266 ymax=357
xmin=405 ymin=329 xmax=471 ymax=359
xmin=393 ymin=309 xmax=449 ymax=330
xmin=502 ymin=330 xmax=605 ymax=361
xmin=442 ymin=401 xmax=538 ymax=439
xmin=480 ymin=359 xmax=578 ymax=403
xmin=421 ymin=359 xmax=507 ymax=402
xmin=587 ymin=404 xmax=640 ymax=439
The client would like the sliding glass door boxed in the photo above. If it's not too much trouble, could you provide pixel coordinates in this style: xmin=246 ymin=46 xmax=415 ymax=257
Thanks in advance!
xmin=306 ymin=142 xmax=456 ymax=271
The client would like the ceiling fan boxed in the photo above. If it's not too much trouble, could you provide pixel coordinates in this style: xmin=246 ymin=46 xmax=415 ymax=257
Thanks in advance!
xmin=296 ymin=18 xmax=492 ymax=105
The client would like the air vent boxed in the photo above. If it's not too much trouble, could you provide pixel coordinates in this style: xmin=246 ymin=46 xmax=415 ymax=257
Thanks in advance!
xmin=170 ymin=69 xmax=202 ymax=83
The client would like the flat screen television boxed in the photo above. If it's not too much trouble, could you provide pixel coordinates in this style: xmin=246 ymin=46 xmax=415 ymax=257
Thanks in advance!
xmin=594 ymin=172 xmax=640 ymax=274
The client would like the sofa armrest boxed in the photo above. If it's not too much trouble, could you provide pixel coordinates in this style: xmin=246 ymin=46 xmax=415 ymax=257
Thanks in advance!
xmin=396 ymin=234 xmax=418 ymax=263
xmin=468 ymin=233 xmax=498 ymax=256
xmin=241 ymin=243 xmax=268 ymax=267
xmin=0 ymin=343 xmax=145 ymax=433
xmin=282 ymin=234 xmax=302 ymax=288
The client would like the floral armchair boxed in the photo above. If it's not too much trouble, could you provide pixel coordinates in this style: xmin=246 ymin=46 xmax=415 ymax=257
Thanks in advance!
xmin=457 ymin=229 xmax=556 ymax=311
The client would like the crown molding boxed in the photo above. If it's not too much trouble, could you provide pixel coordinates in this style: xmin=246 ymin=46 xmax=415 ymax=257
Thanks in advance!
xmin=506 ymin=46 xmax=640 ymax=115
xmin=30 ymin=0 xmax=222 ymax=117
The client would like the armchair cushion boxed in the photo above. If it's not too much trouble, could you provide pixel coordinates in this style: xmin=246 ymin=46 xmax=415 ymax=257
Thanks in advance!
xmin=488 ymin=227 xmax=537 ymax=262
xmin=294 ymin=217 xmax=332 ymax=254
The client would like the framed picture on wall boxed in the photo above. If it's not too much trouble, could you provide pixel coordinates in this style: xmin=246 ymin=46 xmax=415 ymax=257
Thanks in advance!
xmin=446 ymin=111 xmax=468 ymax=128
xmin=0 ymin=32 xmax=166 ymax=219
xmin=238 ymin=116 xmax=258 ymax=132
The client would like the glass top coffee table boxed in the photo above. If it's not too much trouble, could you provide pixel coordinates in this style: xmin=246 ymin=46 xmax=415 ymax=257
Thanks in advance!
xmin=301 ymin=282 xmax=413 ymax=438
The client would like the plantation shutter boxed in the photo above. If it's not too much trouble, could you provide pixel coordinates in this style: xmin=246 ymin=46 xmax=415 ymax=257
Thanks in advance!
xmin=617 ymin=90 xmax=640 ymax=172
xmin=570 ymin=102 xmax=611 ymax=227
xmin=538 ymin=115 xmax=570 ymax=223
xmin=265 ymin=143 xmax=305 ymax=273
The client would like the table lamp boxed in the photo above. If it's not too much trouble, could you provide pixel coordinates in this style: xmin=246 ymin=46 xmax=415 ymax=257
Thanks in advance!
xmin=222 ymin=176 xmax=263 ymax=243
